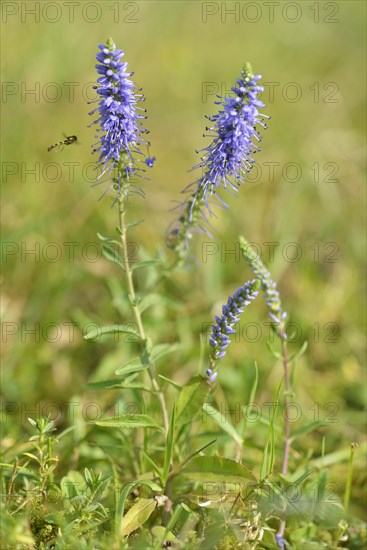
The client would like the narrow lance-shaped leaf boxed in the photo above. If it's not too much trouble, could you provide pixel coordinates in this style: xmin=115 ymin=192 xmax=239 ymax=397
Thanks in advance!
xmin=95 ymin=414 xmax=162 ymax=430
xmin=183 ymin=456 xmax=256 ymax=483
xmin=162 ymin=404 xmax=175 ymax=485
xmin=101 ymin=244 xmax=125 ymax=269
xmin=202 ymin=403 xmax=242 ymax=446
xmin=175 ymin=375 xmax=210 ymax=426
xmin=115 ymin=357 xmax=147 ymax=377
xmin=84 ymin=324 xmax=140 ymax=342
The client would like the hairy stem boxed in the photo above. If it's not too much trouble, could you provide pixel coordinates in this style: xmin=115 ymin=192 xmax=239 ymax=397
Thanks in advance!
xmin=281 ymin=338 xmax=291 ymax=476
xmin=118 ymin=194 xmax=169 ymax=434
xmin=277 ymin=336 xmax=291 ymax=544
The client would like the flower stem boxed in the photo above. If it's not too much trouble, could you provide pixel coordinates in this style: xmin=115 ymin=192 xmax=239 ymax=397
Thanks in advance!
xmin=277 ymin=337 xmax=290 ymax=546
xmin=344 ymin=442 xmax=357 ymax=513
xmin=118 ymin=194 xmax=169 ymax=434
xmin=281 ymin=338 xmax=291 ymax=476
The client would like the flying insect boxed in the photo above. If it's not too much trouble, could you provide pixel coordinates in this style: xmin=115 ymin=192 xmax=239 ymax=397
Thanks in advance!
xmin=47 ymin=135 xmax=78 ymax=152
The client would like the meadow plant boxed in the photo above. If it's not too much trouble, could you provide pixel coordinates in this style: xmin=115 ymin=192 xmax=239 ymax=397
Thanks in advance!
xmin=1 ymin=37 xmax=364 ymax=549
xmin=90 ymin=38 xmax=169 ymax=433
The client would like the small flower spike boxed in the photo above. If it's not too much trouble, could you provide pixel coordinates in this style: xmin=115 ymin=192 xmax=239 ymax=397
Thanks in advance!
xmin=239 ymin=237 xmax=287 ymax=339
xmin=207 ymin=279 xmax=259 ymax=380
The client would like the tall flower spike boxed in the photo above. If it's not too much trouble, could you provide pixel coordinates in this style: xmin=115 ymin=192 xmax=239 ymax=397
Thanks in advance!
xmin=168 ymin=63 xmax=268 ymax=259
xmin=207 ymin=279 xmax=259 ymax=379
xmin=89 ymin=38 xmax=155 ymax=198
xmin=239 ymin=237 xmax=287 ymax=339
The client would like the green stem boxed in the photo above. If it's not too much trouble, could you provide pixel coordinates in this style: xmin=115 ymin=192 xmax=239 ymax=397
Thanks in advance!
xmin=117 ymin=194 xmax=169 ymax=434
xmin=344 ymin=442 xmax=357 ymax=513
xmin=281 ymin=338 xmax=291 ymax=476
xmin=278 ymin=336 xmax=291 ymax=542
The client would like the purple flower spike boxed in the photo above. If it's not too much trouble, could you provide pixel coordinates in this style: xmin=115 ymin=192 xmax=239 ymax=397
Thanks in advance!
xmin=193 ymin=67 xmax=266 ymax=202
xmin=90 ymin=38 xmax=154 ymax=197
xmin=168 ymin=63 xmax=268 ymax=259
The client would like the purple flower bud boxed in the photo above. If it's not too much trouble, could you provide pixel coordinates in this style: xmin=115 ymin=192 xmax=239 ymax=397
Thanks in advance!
xmin=145 ymin=156 xmax=156 ymax=168
xmin=209 ymin=371 xmax=218 ymax=383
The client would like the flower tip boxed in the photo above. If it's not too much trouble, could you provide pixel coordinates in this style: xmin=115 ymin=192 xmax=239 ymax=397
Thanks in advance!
xmin=242 ymin=62 xmax=254 ymax=79
xmin=145 ymin=156 xmax=156 ymax=168
xmin=106 ymin=37 xmax=115 ymax=49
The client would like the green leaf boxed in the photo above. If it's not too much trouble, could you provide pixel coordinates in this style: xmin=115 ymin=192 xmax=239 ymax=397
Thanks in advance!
xmin=158 ymin=375 xmax=182 ymax=391
xmin=183 ymin=456 xmax=256 ymax=483
xmin=162 ymin=405 xmax=175 ymax=485
xmin=289 ymin=442 xmax=367 ymax=483
xmin=175 ymin=375 xmax=210 ymax=426
xmin=151 ymin=343 xmax=180 ymax=363
xmin=120 ymin=498 xmax=157 ymax=537
xmin=151 ymin=526 xmax=177 ymax=545
xmin=266 ymin=341 xmax=282 ymax=359
xmin=142 ymin=452 xmax=163 ymax=483
xmin=97 ymin=232 xmax=120 ymax=246
xmin=288 ymin=340 xmax=308 ymax=364
xmin=242 ymin=362 xmax=259 ymax=441
xmin=138 ymin=293 xmax=162 ymax=313
xmin=152 ymin=504 xmax=190 ymax=550
xmin=115 ymin=357 xmax=147 ymax=377
xmin=260 ymin=378 xmax=282 ymax=480
xmin=126 ymin=219 xmax=144 ymax=230
xmin=115 ymin=480 xmax=162 ymax=534
xmin=95 ymin=414 xmax=162 ymax=430
xmin=201 ymin=404 xmax=243 ymax=446
xmin=0 ymin=463 xmax=39 ymax=481
xmin=22 ymin=453 xmax=41 ymax=465
xmin=131 ymin=259 xmax=162 ymax=271
xmin=101 ymin=244 xmax=124 ymax=269
xmin=84 ymin=468 xmax=93 ymax=487
xmin=291 ymin=420 xmax=327 ymax=440
xmin=61 ymin=471 xmax=86 ymax=499
xmin=85 ymin=377 xmax=134 ymax=390
xmin=260 ymin=435 xmax=269 ymax=481
xmin=85 ymin=378 xmax=152 ymax=392
xmin=84 ymin=324 xmax=140 ymax=342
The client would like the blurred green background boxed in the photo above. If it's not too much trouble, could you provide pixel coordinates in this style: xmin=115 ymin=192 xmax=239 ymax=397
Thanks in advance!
xmin=2 ymin=0 xmax=366 ymax=516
